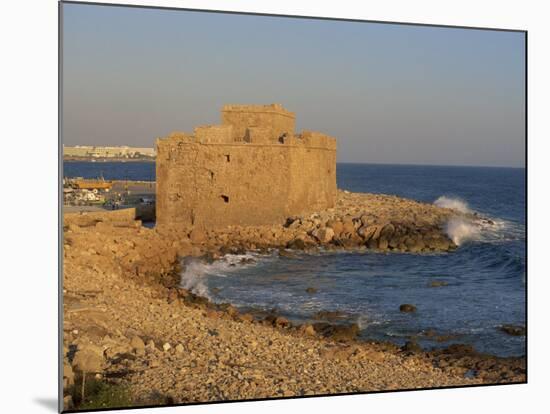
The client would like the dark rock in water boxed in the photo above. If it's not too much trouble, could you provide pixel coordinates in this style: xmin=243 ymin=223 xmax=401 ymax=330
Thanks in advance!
xmin=423 ymin=329 xmax=437 ymax=338
xmin=287 ymin=238 xmax=306 ymax=250
xmin=401 ymin=341 xmax=422 ymax=353
xmin=429 ymin=280 xmax=448 ymax=287
xmin=273 ymin=274 xmax=289 ymax=281
xmin=421 ymin=329 xmax=459 ymax=342
xmin=499 ymin=324 xmax=526 ymax=336
xmin=275 ymin=316 xmax=291 ymax=328
xmin=312 ymin=322 xmax=359 ymax=341
xmin=399 ymin=304 xmax=417 ymax=313
xmin=202 ymin=252 xmax=217 ymax=264
xmin=238 ymin=313 xmax=255 ymax=323
xmin=305 ymin=287 xmax=318 ymax=294
xmin=313 ymin=310 xmax=346 ymax=321
xmin=435 ymin=334 xmax=459 ymax=343
xmin=278 ymin=249 xmax=297 ymax=258
xmin=263 ymin=314 xmax=290 ymax=328
xmin=216 ymin=303 xmax=239 ymax=316
xmin=443 ymin=343 xmax=476 ymax=355
xmin=220 ymin=245 xmax=247 ymax=255
xmin=239 ymin=257 xmax=255 ymax=265
xmin=185 ymin=293 xmax=210 ymax=307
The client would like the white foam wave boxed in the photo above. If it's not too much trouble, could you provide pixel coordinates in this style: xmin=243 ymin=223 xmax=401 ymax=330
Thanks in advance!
xmin=444 ymin=217 xmax=480 ymax=246
xmin=357 ymin=315 xmax=370 ymax=330
xmin=434 ymin=196 xmax=524 ymax=245
xmin=179 ymin=253 xmax=261 ymax=299
xmin=434 ymin=196 xmax=471 ymax=214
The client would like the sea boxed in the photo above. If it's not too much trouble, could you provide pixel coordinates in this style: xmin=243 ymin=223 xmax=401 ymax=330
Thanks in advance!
xmin=64 ymin=161 xmax=526 ymax=357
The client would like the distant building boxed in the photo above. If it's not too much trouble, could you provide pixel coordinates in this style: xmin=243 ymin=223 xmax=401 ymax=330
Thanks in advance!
xmin=63 ymin=145 xmax=156 ymax=158
xmin=156 ymin=103 xmax=337 ymax=228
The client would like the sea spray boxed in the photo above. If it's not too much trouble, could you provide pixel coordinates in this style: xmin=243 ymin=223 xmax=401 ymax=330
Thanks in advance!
xmin=444 ymin=217 xmax=480 ymax=246
xmin=179 ymin=253 xmax=262 ymax=299
xmin=179 ymin=258 xmax=213 ymax=299
xmin=435 ymin=196 xmax=479 ymax=245
xmin=434 ymin=196 xmax=471 ymax=214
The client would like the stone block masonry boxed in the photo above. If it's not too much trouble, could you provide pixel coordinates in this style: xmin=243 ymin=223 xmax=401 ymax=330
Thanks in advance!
xmin=156 ymin=104 xmax=337 ymax=229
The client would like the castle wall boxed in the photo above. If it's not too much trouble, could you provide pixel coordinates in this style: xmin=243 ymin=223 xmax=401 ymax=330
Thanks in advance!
xmin=155 ymin=105 xmax=336 ymax=229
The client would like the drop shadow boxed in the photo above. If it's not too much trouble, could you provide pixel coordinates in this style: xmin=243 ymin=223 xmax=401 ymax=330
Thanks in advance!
xmin=34 ymin=397 xmax=58 ymax=412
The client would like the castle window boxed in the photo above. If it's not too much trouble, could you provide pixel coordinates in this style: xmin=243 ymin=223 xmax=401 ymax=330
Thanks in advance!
xmin=225 ymin=154 xmax=230 ymax=162
xmin=221 ymin=194 xmax=229 ymax=203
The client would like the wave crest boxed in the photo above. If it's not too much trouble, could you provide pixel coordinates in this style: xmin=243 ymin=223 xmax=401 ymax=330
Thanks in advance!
xmin=444 ymin=217 xmax=480 ymax=246
xmin=179 ymin=253 xmax=260 ymax=299
xmin=434 ymin=196 xmax=471 ymax=214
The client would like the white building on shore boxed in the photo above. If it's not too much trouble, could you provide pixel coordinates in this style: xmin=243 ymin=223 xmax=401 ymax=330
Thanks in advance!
xmin=63 ymin=145 xmax=156 ymax=158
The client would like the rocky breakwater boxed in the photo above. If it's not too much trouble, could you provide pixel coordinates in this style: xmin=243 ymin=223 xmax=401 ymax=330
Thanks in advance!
xmin=173 ymin=190 xmax=460 ymax=255
xmin=286 ymin=190 xmax=457 ymax=252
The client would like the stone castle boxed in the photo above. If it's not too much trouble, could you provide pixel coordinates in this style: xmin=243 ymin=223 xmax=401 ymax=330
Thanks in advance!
xmin=156 ymin=104 xmax=337 ymax=228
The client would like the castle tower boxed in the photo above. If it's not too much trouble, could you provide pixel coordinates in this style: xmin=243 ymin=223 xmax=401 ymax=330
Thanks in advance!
xmin=221 ymin=103 xmax=295 ymax=142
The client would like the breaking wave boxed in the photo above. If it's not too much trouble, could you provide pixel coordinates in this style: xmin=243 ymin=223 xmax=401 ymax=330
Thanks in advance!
xmin=434 ymin=196 xmax=523 ymax=246
xmin=444 ymin=217 xmax=480 ymax=246
xmin=179 ymin=253 xmax=261 ymax=299
xmin=434 ymin=196 xmax=471 ymax=214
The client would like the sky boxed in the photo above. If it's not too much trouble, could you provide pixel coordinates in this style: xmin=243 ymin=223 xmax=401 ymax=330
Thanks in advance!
xmin=62 ymin=3 xmax=525 ymax=167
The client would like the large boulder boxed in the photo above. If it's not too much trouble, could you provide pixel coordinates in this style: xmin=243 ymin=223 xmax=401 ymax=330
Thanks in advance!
xmin=311 ymin=227 xmax=335 ymax=243
xmin=360 ymin=214 xmax=371 ymax=226
xmin=72 ymin=344 xmax=104 ymax=373
xmin=326 ymin=220 xmax=344 ymax=236
xmin=130 ymin=335 xmax=146 ymax=354
xmin=380 ymin=223 xmax=396 ymax=239
xmin=287 ymin=238 xmax=306 ymax=250
xmin=360 ymin=224 xmax=388 ymax=243
xmin=341 ymin=218 xmax=356 ymax=235
xmin=377 ymin=237 xmax=389 ymax=250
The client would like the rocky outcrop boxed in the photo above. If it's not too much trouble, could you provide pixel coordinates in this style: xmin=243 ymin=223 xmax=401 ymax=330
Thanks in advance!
xmin=62 ymin=189 xmax=523 ymax=408
xmin=499 ymin=324 xmax=526 ymax=336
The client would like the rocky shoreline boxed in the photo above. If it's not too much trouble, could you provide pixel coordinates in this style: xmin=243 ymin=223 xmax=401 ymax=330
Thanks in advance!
xmin=62 ymin=190 xmax=525 ymax=410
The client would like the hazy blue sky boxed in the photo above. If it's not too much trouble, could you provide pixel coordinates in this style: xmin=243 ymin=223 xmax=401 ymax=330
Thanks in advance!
xmin=62 ymin=3 xmax=525 ymax=167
